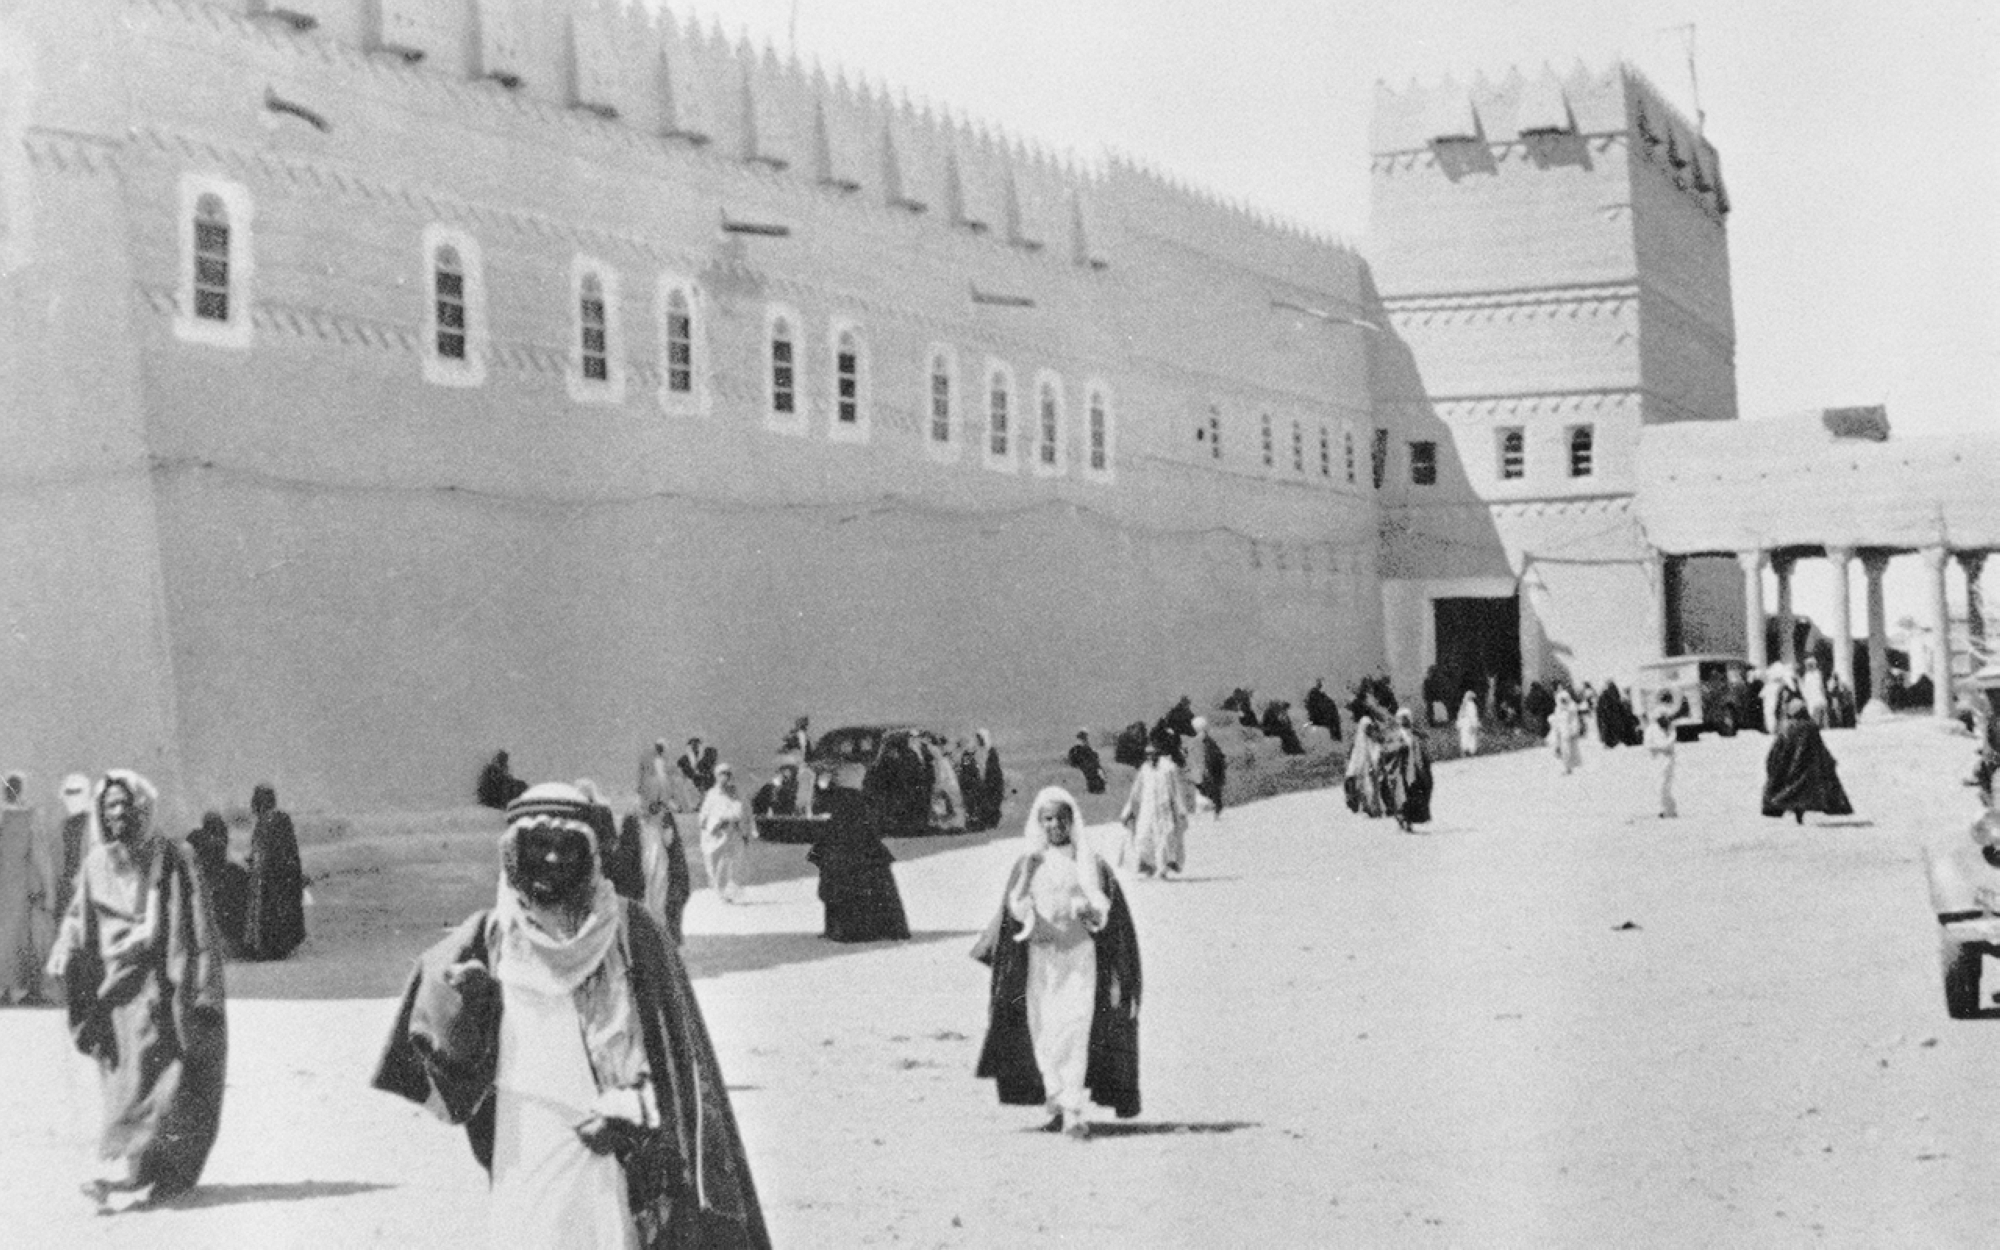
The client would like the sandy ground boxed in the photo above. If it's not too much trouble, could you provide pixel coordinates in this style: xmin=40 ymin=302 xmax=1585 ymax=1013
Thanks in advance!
xmin=5 ymin=717 xmax=1999 ymax=1247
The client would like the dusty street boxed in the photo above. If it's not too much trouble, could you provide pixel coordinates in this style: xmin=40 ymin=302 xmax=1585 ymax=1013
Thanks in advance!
xmin=5 ymin=718 xmax=1998 ymax=1247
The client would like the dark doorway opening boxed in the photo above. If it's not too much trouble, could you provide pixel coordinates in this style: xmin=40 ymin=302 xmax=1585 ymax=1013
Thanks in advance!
xmin=1431 ymin=596 xmax=1521 ymax=713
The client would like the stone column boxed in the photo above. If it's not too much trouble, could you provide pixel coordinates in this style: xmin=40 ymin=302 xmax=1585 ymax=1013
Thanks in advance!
xmin=1922 ymin=545 xmax=1953 ymax=718
xmin=1738 ymin=548 xmax=1767 ymax=671
xmin=1958 ymin=551 xmax=1987 ymax=660
xmin=1861 ymin=550 xmax=1892 ymax=717
xmin=1772 ymin=551 xmax=1797 ymax=667
xmin=1825 ymin=545 xmax=1854 ymax=690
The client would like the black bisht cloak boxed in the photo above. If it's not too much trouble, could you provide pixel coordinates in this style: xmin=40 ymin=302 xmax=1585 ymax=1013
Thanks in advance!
xmin=807 ymin=787 xmax=911 ymax=943
xmin=972 ymin=858 xmax=1142 ymax=1119
xmin=372 ymin=901 xmax=770 ymax=1250
xmin=1761 ymin=718 xmax=1854 ymax=818
xmin=243 ymin=808 xmax=307 ymax=960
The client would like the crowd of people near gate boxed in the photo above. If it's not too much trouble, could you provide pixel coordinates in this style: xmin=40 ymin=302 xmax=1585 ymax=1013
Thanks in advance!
xmin=12 ymin=656 xmax=1883 ymax=1234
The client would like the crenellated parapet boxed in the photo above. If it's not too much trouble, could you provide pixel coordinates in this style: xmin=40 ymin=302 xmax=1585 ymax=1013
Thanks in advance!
xmin=1100 ymin=152 xmax=1354 ymax=291
xmin=1371 ymin=62 xmax=1726 ymax=222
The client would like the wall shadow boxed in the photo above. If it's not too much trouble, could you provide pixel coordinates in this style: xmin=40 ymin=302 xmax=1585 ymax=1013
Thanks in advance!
xmin=682 ymin=929 xmax=980 ymax=980
xmin=1085 ymin=1120 xmax=1261 ymax=1139
xmin=147 ymin=1181 xmax=396 ymax=1211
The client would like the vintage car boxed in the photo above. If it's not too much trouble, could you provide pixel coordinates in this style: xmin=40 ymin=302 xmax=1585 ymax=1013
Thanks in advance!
xmin=757 ymin=724 xmax=966 ymax=842
xmin=1633 ymin=654 xmax=1754 ymax=740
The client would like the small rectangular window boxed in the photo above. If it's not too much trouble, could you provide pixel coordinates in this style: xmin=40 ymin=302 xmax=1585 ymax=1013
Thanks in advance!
xmin=930 ymin=363 xmax=951 ymax=443
xmin=1410 ymin=440 xmax=1437 ymax=486
xmin=1209 ymin=412 xmax=1222 ymax=460
xmin=1260 ymin=414 xmax=1274 ymax=468
xmin=1318 ymin=426 xmax=1331 ymax=477
xmin=1344 ymin=431 xmax=1356 ymax=483
xmin=1569 ymin=424 xmax=1595 ymax=477
xmin=1291 ymin=421 xmax=1304 ymax=473
xmin=837 ymin=347 xmax=858 ymax=423
xmin=1498 ymin=427 xmax=1524 ymax=480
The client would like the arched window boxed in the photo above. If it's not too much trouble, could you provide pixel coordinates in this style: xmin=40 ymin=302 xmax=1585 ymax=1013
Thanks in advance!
xmin=835 ymin=330 xmax=859 ymax=425
xmin=665 ymin=289 xmax=693 ymax=395
xmin=579 ymin=274 xmax=608 ymax=382
xmin=1343 ymin=428 xmax=1357 ymax=483
xmin=1208 ymin=406 xmax=1223 ymax=460
xmin=176 ymin=175 xmax=254 ymax=350
xmin=1318 ymin=425 xmax=1331 ymax=477
xmin=1568 ymin=424 xmax=1595 ymax=477
xmin=1291 ymin=419 xmax=1304 ymax=473
xmin=1498 ymin=427 xmax=1525 ymax=480
xmin=422 ymin=226 xmax=486 ymax=387
xmin=193 ymin=194 xmax=230 ymax=323
xmin=771 ymin=317 xmax=796 ymax=415
xmin=1260 ymin=413 xmax=1274 ymax=468
xmin=433 ymin=245 xmax=466 ymax=361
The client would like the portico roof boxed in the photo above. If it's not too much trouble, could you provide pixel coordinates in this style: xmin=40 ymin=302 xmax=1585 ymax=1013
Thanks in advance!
xmin=1635 ymin=409 xmax=2000 ymax=556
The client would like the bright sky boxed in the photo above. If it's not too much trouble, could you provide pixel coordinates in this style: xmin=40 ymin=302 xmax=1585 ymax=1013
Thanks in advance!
xmin=660 ymin=0 xmax=1999 ymax=441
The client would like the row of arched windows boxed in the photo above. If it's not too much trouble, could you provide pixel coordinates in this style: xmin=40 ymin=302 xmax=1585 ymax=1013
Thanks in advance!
xmin=169 ymin=174 xmax=1114 ymax=480
xmin=1200 ymin=403 xmax=1360 ymax=488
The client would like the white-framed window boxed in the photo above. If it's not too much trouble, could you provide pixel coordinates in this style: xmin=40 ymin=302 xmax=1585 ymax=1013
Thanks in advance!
xmin=1206 ymin=406 xmax=1223 ymax=460
xmin=1343 ymin=426 xmax=1357 ymax=484
xmin=1410 ymin=439 xmax=1438 ymax=486
xmin=1032 ymin=371 xmax=1065 ymax=476
xmin=1291 ymin=419 xmax=1305 ymax=473
xmin=656 ymin=275 xmax=708 ymax=416
xmin=1498 ymin=426 xmax=1525 ymax=480
xmin=925 ymin=344 xmax=959 ymax=463
xmin=1318 ymin=424 xmax=1331 ymax=477
xmin=827 ymin=318 xmax=870 ymax=443
xmin=1083 ymin=381 xmax=1115 ymax=484
xmin=983 ymin=360 xmax=1016 ymax=472
xmin=421 ymin=225 xmax=487 ymax=387
xmin=567 ymin=256 xmax=624 ymax=404
xmin=175 ymin=174 xmax=254 ymax=350
xmin=1260 ymin=413 xmax=1274 ymax=468
xmin=1568 ymin=424 xmax=1595 ymax=477
xmin=764 ymin=303 xmax=804 ymax=434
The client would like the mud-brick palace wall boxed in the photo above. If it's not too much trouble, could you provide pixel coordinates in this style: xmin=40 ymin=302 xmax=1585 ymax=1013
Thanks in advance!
xmin=0 ymin=0 xmax=1381 ymax=813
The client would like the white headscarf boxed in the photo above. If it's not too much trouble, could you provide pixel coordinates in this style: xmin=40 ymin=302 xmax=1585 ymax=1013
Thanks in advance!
xmin=60 ymin=773 xmax=91 ymax=817
xmin=90 ymin=769 xmax=160 ymax=848
xmin=493 ymin=782 xmax=625 ymax=996
xmin=1021 ymin=785 xmax=1110 ymax=918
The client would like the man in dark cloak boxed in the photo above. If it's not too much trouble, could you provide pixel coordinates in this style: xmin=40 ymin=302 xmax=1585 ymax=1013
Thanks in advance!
xmin=242 ymin=783 xmax=306 ymax=961
xmin=47 ymin=770 xmax=226 ymax=1211
xmin=973 ymin=788 xmax=1141 ymax=1129
xmin=478 ymin=750 xmax=527 ymax=809
xmin=678 ymin=738 xmax=718 ymax=801
xmin=1524 ymin=681 xmax=1556 ymax=736
xmin=1762 ymin=696 xmax=1855 ymax=823
xmin=805 ymin=777 xmax=911 ymax=943
xmin=1148 ymin=717 xmax=1187 ymax=767
xmin=1163 ymin=696 xmax=1197 ymax=740
xmin=1376 ymin=710 xmax=1434 ymax=832
xmin=975 ymin=730 xmax=1006 ymax=830
xmin=1112 ymin=721 xmax=1149 ymax=769
xmin=372 ymin=783 xmax=769 ymax=1248
xmin=1066 ymin=731 xmax=1107 ymax=795
xmin=186 ymin=811 xmax=251 ymax=959
xmin=1193 ymin=718 xmax=1228 ymax=818
xmin=751 ymin=763 xmax=803 ymax=821
xmin=1594 ymin=680 xmax=1638 ymax=748
xmin=865 ymin=734 xmax=932 ymax=837
xmin=1304 ymin=678 xmax=1340 ymax=739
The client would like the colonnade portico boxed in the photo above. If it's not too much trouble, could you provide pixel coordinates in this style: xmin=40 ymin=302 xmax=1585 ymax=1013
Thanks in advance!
xmin=1724 ymin=542 xmax=1986 ymax=719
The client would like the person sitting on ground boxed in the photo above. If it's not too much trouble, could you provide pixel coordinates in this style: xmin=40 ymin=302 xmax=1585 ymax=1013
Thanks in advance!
xmin=1067 ymin=730 xmax=1107 ymax=795
xmin=1112 ymin=720 xmax=1149 ymax=769
xmin=1260 ymin=700 xmax=1305 ymax=755
xmin=1761 ymin=694 xmax=1854 ymax=825
xmin=243 ymin=784 xmax=306 ymax=961
xmin=1304 ymin=678 xmax=1340 ymax=740
xmin=477 ymin=750 xmax=527 ymax=810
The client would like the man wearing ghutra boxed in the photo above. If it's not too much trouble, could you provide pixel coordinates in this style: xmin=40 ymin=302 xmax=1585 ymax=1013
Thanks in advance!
xmin=46 ymin=770 xmax=228 ymax=1211
xmin=373 ymin=782 xmax=768 ymax=1248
